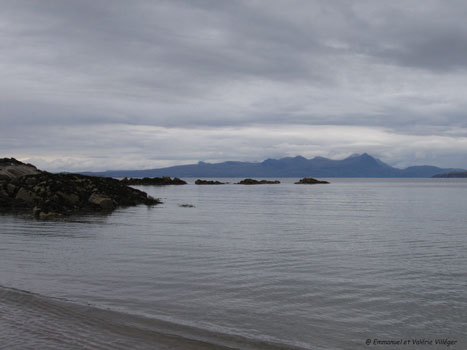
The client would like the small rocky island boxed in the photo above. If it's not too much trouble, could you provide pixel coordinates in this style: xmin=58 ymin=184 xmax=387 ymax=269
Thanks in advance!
xmin=121 ymin=176 xmax=187 ymax=185
xmin=295 ymin=177 xmax=329 ymax=184
xmin=236 ymin=179 xmax=280 ymax=184
xmin=432 ymin=171 xmax=467 ymax=178
xmin=0 ymin=158 xmax=160 ymax=219
xmin=195 ymin=179 xmax=226 ymax=185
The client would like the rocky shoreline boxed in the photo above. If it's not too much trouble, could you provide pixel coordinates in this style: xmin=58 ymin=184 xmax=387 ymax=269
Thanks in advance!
xmin=1 ymin=158 xmax=331 ymax=219
xmin=0 ymin=158 xmax=160 ymax=219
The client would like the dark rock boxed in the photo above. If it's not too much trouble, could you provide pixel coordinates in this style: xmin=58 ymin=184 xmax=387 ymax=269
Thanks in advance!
xmin=25 ymin=177 xmax=36 ymax=185
xmin=236 ymin=179 xmax=280 ymax=185
xmin=6 ymin=184 xmax=16 ymax=195
xmin=121 ymin=176 xmax=187 ymax=186
xmin=295 ymin=177 xmax=329 ymax=184
xmin=39 ymin=211 xmax=60 ymax=220
xmin=432 ymin=171 xmax=467 ymax=178
xmin=0 ymin=186 xmax=7 ymax=198
xmin=195 ymin=179 xmax=225 ymax=185
xmin=0 ymin=159 xmax=161 ymax=218
xmin=15 ymin=187 xmax=37 ymax=204
xmin=88 ymin=193 xmax=115 ymax=211
xmin=32 ymin=206 xmax=41 ymax=217
xmin=58 ymin=191 xmax=80 ymax=205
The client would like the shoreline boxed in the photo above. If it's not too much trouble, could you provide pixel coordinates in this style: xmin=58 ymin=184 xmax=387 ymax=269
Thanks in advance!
xmin=0 ymin=285 xmax=308 ymax=350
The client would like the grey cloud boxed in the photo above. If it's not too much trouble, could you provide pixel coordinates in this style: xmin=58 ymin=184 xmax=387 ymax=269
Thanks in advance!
xmin=7 ymin=123 xmax=467 ymax=172
xmin=2 ymin=0 xmax=467 ymax=170
xmin=379 ymin=31 xmax=467 ymax=71
xmin=344 ymin=1 xmax=467 ymax=71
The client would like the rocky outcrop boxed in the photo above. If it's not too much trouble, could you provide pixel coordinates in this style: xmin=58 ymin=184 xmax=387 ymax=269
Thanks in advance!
xmin=433 ymin=171 xmax=467 ymax=178
xmin=236 ymin=179 xmax=280 ymax=185
xmin=0 ymin=158 xmax=41 ymax=181
xmin=195 ymin=179 xmax=226 ymax=185
xmin=121 ymin=176 xmax=187 ymax=185
xmin=0 ymin=158 xmax=160 ymax=218
xmin=295 ymin=177 xmax=329 ymax=184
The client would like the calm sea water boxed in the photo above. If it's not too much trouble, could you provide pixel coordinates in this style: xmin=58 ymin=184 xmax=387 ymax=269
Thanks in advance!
xmin=0 ymin=178 xmax=466 ymax=349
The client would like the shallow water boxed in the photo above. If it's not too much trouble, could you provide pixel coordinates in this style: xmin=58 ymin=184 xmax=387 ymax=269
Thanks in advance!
xmin=1 ymin=178 xmax=466 ymax=349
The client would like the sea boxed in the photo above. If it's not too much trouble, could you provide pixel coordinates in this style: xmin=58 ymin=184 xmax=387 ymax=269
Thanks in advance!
xmin=0 ymin=178 xmax=466 ymax=349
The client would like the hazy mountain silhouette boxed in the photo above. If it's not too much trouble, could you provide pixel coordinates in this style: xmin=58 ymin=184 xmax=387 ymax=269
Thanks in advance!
xmin=83 ymin=153 xmax=464 ymax=178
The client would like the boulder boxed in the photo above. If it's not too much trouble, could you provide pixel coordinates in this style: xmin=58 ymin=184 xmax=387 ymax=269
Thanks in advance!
xmin=57 ymin=191 xmax=80 ymax=205
xmin=39 ymin=211 xmax=59 ymax=220
xmin=88 ymin=193 xmax=115 ymax=211
xmin=15 ymin=187 xmax=37 ymax=204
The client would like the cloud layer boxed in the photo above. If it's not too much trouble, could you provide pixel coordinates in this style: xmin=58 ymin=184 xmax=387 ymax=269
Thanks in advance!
xmin=2 ymin=0 xmax=467 ymax=171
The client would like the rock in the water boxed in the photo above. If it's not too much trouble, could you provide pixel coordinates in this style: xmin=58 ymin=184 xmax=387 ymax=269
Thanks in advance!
xmin=432 ymin=171 xmax=467 ymax=178
xmin=121 ymin=176 xmax=187 ymax=185
xmin=0 ymin=158 xmax=161 ymax=218
xmin=195 ymin=179 xmax=225 ymax=185
xmin=295 ymin=177 xmax=329 ymax=184
xmin=236 ymin=179 xmax=280 ymax=185
xmin=179 ymin=204 xmax=195 ymax=208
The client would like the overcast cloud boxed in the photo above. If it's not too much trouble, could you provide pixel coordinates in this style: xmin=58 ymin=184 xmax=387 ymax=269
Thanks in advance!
xmin=2 ymin=0 xmax=467 ymax=171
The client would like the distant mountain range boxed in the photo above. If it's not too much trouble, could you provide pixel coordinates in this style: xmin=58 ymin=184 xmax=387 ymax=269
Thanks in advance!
xmin=82 ymin=153 xmax=465 ymax=178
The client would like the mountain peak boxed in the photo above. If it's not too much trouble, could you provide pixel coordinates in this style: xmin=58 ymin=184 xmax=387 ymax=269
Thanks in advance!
xmin=360 ymin=152 xmax=373 ymax=159
xmin=347 ymin=153 xmax=374 ymax=160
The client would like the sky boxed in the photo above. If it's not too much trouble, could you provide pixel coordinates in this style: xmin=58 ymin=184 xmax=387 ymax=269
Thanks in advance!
xmin=1 ymin=0 xmax=467 ymax=172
